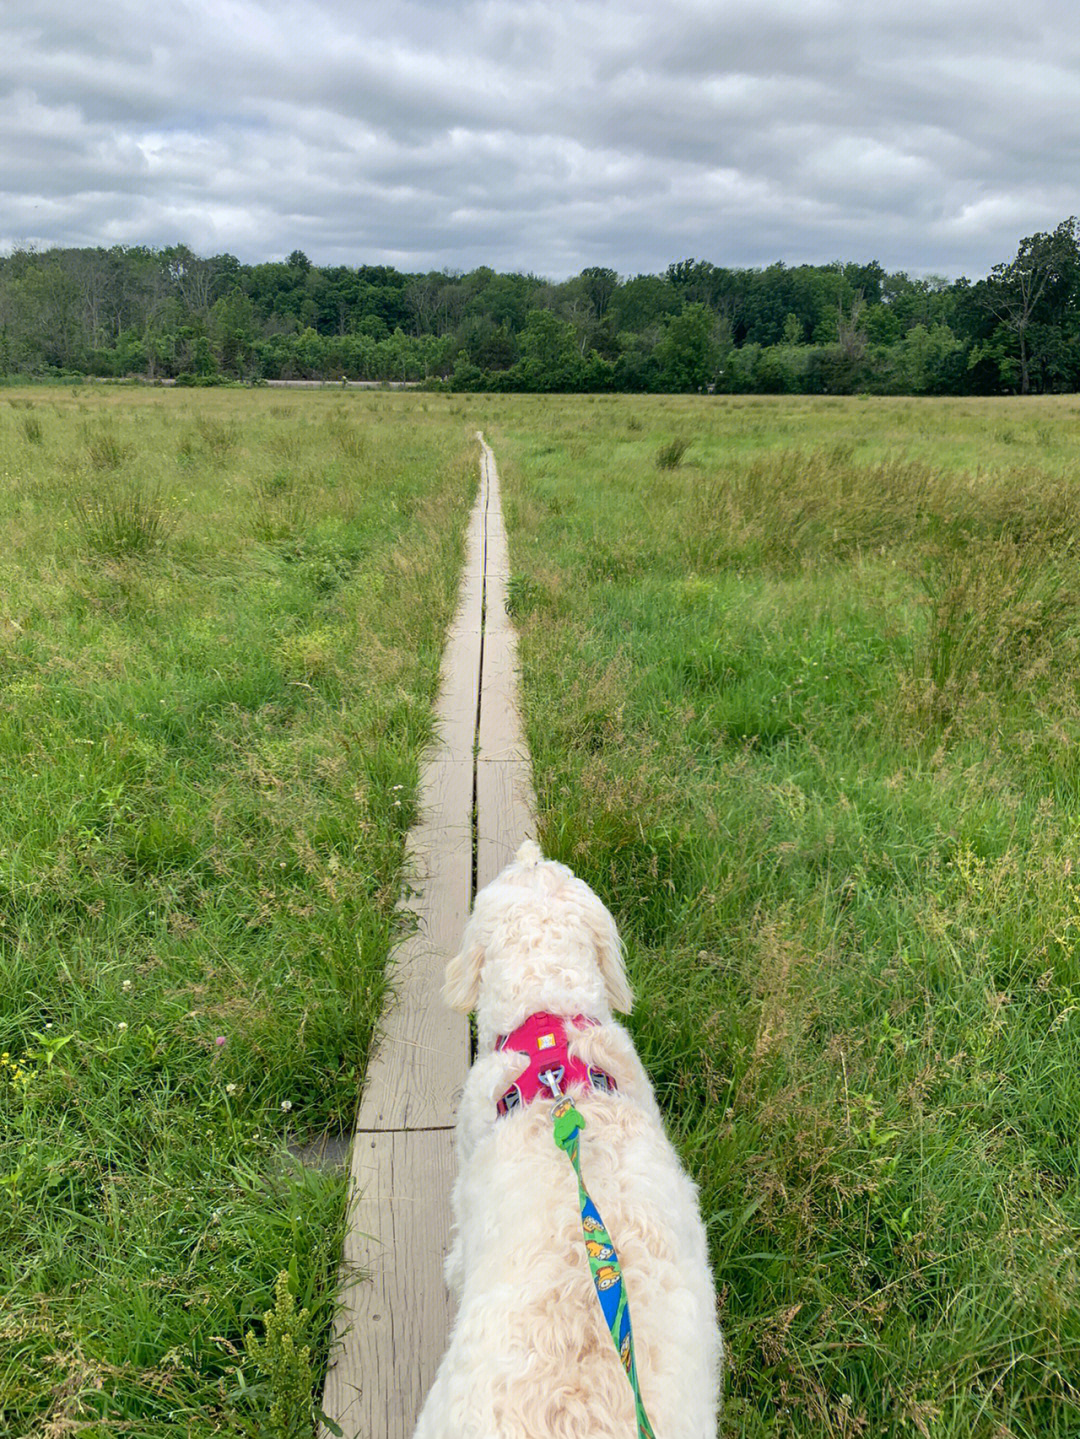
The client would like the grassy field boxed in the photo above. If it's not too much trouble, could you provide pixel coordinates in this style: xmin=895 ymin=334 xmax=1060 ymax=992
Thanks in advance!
xmin=4 ymin=387 xmax=1080 ymax=1438
xmin=485 ymin=393 xmax=1080 ymax=1438
xmin=0 ymin=386 xmax=476 ymax=1436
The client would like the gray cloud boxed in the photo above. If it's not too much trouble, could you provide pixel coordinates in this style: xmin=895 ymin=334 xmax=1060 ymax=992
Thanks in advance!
xmin=1 ymin=0 xmax=1078 ymax=277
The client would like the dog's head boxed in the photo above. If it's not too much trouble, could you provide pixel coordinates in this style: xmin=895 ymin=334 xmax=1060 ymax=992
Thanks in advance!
xmin=443 ymin=840 xmax=632 ymax=1016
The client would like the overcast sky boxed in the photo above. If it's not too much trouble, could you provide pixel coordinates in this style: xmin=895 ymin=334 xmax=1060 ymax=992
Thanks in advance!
xmin=2 ymin=0 xmax=1077 ymax=280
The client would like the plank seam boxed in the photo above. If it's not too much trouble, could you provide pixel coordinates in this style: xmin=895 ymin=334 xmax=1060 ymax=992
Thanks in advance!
xmin=467 ymin=438 xmax=493 ymax=1066
xmin=355 ymin=1125 xmax=457 ymax=1135
xmin=470 ymin=444 xmax=487 ymax=904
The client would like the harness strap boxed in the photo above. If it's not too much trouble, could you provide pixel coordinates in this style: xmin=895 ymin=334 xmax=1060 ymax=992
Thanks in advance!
xmin=495 ymin=1012 xmax=616 ymax=1117
xmin=551 ymin=1097 xmax=657 ymax=1439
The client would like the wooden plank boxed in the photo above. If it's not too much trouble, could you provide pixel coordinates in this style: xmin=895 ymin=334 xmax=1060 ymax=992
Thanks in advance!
xmin=484 ymin=568 xmax=509 ymax=630
xmin=459 ymin=509 xmax=487 ymax=582
xmin=449 ymin=575 xmax=484 ymax=636
xmin=434 ymin=548 xmax=483 ymax=754
xmin=466 ymin=489 xmax=486 ymax=549
xmin=484 ymin=521 xmax=510 ymax=579
xmin=431 ymin=624 xmax=481 ymax=758
xmin=358 ymin=761 xmax=472 ymax=1131
xmin=357 ymin=1006 xmax=467 ymax=1131
xmin=359 ymin=811 xmax=472 ymax=1130
xmin=323 ymin=463 xmax=483 ymax=1438
xmin=459 ymin=490 xmax=486 ymax=578
xmin=410 ymin=757 xmax=473 ymax=854
xmin=476 ymin=436 xmax=538 ymax=891
xmin=321 ymin=1129 xmax=456 ymax=1439
xmin=356 ymin=983 xmax=468 ymax=1130
xmin=477 ymin=626 xmax=529 ymax=764
xmin=477 ymin=758 xmax=539 ymax=892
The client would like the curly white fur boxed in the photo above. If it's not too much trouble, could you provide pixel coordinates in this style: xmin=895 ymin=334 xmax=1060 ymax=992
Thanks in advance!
xmin=414 ymin=842 xmax=722 ymax=1438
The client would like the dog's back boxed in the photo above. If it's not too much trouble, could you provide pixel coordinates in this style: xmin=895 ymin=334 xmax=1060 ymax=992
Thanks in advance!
xmin=415 ymin=846 xmax=722 ymax=1437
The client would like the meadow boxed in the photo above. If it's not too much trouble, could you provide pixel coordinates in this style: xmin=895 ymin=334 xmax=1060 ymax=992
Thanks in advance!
xmin=3 ymin=386 xmax=1079 ymax=1437
xmin=486 ymin=392 xmax=1080 ymax=1437
xmin=0 ymin=386 xmax=476 ymax=1436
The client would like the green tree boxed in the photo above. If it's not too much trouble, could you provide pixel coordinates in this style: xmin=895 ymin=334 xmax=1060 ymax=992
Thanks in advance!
xmin=891 ymin=323 xmax=963 ymax=394
xmin=978 ymin=219 xmax=1080 ymax=393
xmin=580 ymin=266 xmax=619 ymax=320
xmin=655 ymin=303 xmax=719 ymax=391
xmin=613 ymin=274 xmax=678 ymax=332
xmin=310 ymin=266 xmax=360 ymax=335
xmin=517 ymin=309 xmax=585 ymax=390
xmin=464 ymin=271 xmax=536 ymax=331
xmin=18 ymin=256 xmax=84 ymax=368
xmin=212 ymin=292 xmax=259 ymax=376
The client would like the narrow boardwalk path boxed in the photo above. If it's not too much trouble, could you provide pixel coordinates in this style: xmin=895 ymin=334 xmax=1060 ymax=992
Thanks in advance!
xmin=321 ymin=435 xmax=538 ymax=1438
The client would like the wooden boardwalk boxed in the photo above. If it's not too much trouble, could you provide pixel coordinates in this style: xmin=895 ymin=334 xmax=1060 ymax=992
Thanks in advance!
xmin=320 ymin=434 xmax=538 ymax=1438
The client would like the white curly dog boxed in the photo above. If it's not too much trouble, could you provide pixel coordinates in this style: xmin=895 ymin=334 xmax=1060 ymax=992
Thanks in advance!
xmin=413 ymin=841 xmax=722 ymax=1438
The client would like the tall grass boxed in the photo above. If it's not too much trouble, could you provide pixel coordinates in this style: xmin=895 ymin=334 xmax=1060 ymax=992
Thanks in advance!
xmin=0 ymin=387 xmax=475 ymax=1436
xmin=487 ymin=393 xmax=1080 ymax=1438
xmin=250 ymin=470 xmax=313 ymax=540
xmin=656 ymin=436 xmax=691 ymax=469
xmin=70 ymin=477 xmax=175 ymax=557
xmin=83 ymin=419 xmax=131 ymax=470
xmin=913 ymin=536 xmax=1078 ymax=720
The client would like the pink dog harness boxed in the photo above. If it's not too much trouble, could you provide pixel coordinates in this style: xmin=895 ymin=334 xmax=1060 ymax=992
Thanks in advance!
xmin=494 ymin=1011 xmax=617 ymax=1117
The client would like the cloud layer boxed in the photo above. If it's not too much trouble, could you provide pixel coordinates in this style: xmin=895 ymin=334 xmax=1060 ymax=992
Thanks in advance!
xmin=2 ymin=0 xmax=1077 ymax=277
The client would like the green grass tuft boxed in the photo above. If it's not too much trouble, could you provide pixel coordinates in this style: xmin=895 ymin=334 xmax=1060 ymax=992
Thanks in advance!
xmin=656 ymin=436 xmax=691 ymax=469
xmin=70 ymin=477 xmax=176 ymax=558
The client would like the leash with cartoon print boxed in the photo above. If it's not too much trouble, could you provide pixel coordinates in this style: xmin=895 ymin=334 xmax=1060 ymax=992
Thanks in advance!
xmin=551 ymin=1095 xmax=657 ymax=1439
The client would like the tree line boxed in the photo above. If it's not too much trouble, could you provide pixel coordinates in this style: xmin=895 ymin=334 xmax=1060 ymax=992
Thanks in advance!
xmin=1 ymin=220 xmax=1078 ymax=394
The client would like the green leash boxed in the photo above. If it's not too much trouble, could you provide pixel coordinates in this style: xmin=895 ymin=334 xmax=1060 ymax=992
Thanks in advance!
xmin=551 ymin=1097 xmax=657 ymax=1439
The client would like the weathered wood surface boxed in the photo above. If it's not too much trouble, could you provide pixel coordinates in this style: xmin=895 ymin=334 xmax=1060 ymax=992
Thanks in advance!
xmin=476 ymin=436 xmax=538 ymax=893
xmin=324 ymin=1129 xmax=457 ymax=1439
xmin=321 ymin=434 xmax=538 ymax=1438
xmin=476 ymin=758 xmax=538 ymax=895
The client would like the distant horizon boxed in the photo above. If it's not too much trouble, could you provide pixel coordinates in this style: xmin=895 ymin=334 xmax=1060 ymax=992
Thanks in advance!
xmin=0 ymin=237 xmax=985 ymax=286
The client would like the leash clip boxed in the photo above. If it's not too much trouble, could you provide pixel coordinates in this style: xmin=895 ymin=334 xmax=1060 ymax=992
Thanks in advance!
xmin=538 ymin=1065 xmax=566 ymax=1099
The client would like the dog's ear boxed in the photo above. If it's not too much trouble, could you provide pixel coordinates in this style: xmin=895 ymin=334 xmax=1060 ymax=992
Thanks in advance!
xmin=443 ymin=924 xmax=484 ymax=1013
xmin=582 ymin=890 xmax=633 ymax=1013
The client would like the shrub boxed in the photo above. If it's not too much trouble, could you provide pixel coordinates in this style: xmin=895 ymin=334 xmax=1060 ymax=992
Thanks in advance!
xmin=334 ymin=424 xmax=366 ymax=459
xmin=505 ymin=572 xmax=541 ymax=620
